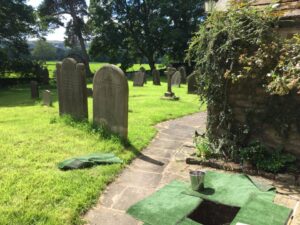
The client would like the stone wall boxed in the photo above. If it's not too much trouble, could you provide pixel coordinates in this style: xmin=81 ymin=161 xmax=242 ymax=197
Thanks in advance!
xmin=226 ymin=79 xmax=300 ymax=159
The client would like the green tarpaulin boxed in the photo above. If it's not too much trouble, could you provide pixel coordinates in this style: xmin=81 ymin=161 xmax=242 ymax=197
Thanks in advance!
xmin=127 ymin=171 xmax=292 ymax=225
xmin=57 ymin=153 xmax=123 ymax=170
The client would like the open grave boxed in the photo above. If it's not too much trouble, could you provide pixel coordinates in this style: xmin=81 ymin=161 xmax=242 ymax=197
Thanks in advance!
xmin=127 ymin=171 xmax=293 ymax=225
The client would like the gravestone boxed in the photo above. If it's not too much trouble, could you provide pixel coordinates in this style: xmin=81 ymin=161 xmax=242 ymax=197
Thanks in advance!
xmin=152 ymin=69 xmax=161 ymax=85
xmin=140 ymin=67 xmax=147 ymax=84
xmin=93 ymin=64 xmax=129 ymax=139
xmin=171 ymin=71 xmax=181 ymax=87
xmin=162 ymin=67 xmax=179 ymax=100
xmin=43 ymin=90 xmax=52 ymax=106
xmin=30 ymin=81 xmax=39 ymax=99
xmin=133 ymin=71 xmax=145 ymax=87
xmin=42 ymin=68 xmax=50 ymax=85
xmin=56 ymin=58 xmax=88 ymax=119
xmin=187 ymin=72 xmax=198 ymax=94
xmin=179 ymin=66 xmax=187 ymax=84
xmin=87 ymin=88 xmax=93 ymax=97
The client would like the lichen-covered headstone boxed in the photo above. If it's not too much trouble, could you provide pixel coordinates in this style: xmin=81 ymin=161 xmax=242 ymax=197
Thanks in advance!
xmin=171 ymin=71 xmax=181 ymax=87
xmin=179 ymin=66 xmax=187 ymax=84
xmin=152 ymin=69 xmax=161 ymax=85
xmin=133 ymin=71 xmax=145 ymax=87
xmin=187 ymin=72 xmax=198 ymax=94
xmin=56 ymin=58 xmax=88 ymax=119
xmin=93 ymin=64 xmax=129 ymax=139
xmin=30 ymin=81 xmax=39 ymax=99
xmin=43 ymin=90 xmax=52 ymax=106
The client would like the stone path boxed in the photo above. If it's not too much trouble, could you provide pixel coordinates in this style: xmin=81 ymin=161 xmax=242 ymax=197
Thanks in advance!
xmin=84 ymin=112 xmax=300 ymax=225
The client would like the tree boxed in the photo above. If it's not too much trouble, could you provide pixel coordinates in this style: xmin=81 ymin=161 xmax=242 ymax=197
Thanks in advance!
xmin=89 ymin=0 xmax=204 ymax=71
xmin=38 ymin=0 xmax=92 ymax=76
xmin=32 ymin=40 xmax=56 ymax=61
xmin=0 ymin=0 xmax=37 ymax=75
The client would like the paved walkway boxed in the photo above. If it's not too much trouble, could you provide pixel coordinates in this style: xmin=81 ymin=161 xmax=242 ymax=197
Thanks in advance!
xmin=84 ymin=112 xmax=300 ymax=225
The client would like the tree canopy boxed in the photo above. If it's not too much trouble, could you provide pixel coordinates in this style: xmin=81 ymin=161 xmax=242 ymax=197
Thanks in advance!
xmin=32 ymin=40 xmax=56 ymax=61
xmin=38 ymin=0 xmax=92 ymax=75
xmin=89 ymin=0 xmax=204 ymax=70
xmin=0 ymin=0 xmax=37 ymax=75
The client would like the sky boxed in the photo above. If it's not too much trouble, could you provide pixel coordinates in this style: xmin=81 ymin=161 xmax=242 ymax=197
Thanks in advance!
xmin=26 ymin=0 xmax=90 ymax=41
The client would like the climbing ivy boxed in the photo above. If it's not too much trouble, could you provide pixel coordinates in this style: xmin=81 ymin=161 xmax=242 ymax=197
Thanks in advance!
xmin=187 ymin=3 xmax=300 ymax=160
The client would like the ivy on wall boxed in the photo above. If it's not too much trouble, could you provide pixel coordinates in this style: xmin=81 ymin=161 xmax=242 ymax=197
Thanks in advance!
xmin=187 ymin=2 xmax=300 ymax=161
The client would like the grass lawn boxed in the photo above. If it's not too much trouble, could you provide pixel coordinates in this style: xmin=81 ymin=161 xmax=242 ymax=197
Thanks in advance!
xmin=0 ymin=78 xmax=204 ymax=225
xmin=46 ymin=61 xmax=165 ymax=78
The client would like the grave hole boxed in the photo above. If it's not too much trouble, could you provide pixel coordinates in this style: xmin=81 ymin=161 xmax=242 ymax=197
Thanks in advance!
xmin=188 ymin=200 xmax=240 ymax=225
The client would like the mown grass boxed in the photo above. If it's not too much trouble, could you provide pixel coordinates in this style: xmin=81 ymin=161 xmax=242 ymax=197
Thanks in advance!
xmin=0 ymin=78 xmax=204 ymax=225
xmin=46 ymin=61 xmax=165 ymax=78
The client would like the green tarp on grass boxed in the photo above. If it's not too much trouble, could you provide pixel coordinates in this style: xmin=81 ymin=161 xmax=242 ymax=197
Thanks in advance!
xmin=57 ymin=153 xmax=123 ymax=170
xmin=127 ymin=171 xmax=291 ymax=225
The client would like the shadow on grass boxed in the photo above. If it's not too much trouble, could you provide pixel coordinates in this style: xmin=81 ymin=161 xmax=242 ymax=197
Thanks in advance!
xmin=56 ymin=115 xmax=164 ymax=166
xmin=0 ymin=84 xmax=58 ymax=107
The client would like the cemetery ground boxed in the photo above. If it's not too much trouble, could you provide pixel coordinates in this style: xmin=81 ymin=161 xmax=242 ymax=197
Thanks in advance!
xmin=0 ymin=78 xmax=203 ymax=225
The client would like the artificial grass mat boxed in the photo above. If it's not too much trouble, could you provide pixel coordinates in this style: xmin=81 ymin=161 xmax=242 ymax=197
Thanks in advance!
xmin=127 ymin=171 xmax=291 ymax=225
xmin=183 ymin=171 xmax=275 ymax=207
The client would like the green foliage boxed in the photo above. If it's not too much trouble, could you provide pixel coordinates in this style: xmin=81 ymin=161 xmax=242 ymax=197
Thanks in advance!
xmin=240 ymin=141 xmax=297 ymax=173
xmin=38 ymin=0 xmax=92 ymax=75
xmin=186 ymin=3 xmax=299 ymax=160
xmin=89 ymin=0 xmax=204 ymax=70
xmin=194 ymin=135 xmax=216 ymax=159
xmin=0 ymin=0 xmax=37 ymax=75
xmin=267 ymin=35 xmax=300 ymax=95
xmin=32 ymin=39 xmax=56 ymax=61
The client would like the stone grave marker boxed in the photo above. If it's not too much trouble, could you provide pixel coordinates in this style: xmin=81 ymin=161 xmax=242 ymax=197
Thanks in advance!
xmin=133 ymin=71 xmax=145 ymax=87
xmin=162 ymin=67 xmax=179 ymax=100
xmin=30 ymin=81 xmax=39 ymax=99
xmin=42 ymin=68 xmax=50 ymax=85
xmin=179 ymin=66 xmax=187 ymax=84
xmin=93 ymin=64 xmax=129 ymax=139
xmin=152 ymin=69 xmax=161 ymax=85
xmin=187 ymin=72 xmax=198 ymax=94
xmin=171 ymin=71 xmax=181 ymax=87
xmin=43 ymin=90 xmax=52 ymax=106
xmin=56 ymin=58 xmax=88 ymax=119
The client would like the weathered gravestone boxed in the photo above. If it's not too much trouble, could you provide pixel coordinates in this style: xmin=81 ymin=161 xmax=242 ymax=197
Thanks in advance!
xmin=56 ymin=58 xmax=88 ymax=119
xmin=140 ymin=67 xmax=147 ymax=84
xmin=30 ymin=81 xmax=39 ymax=99
xmin=162 ymin=67 xmax=179 ymax=100
xmin=152 ymin=69 xmax=161 ymax=85
xmin=171 ymin=71 xmax=181 ymax=87
xmin=43 ymin=90 xmax=52 ymax=106
xmin=133 ymin=71 xmax=145 ymax=87
xmin=93 ymin=64 xmax=129 ymax=139
xmin=87 ymin=88 xmax=93 ymax=97
xmin=187 ymin=72 xmax=198 ymax=94
xmin=42 ymin=68 xmax=50 ymax=85
xmin=179 ymin=66 xmax=187 ymax=84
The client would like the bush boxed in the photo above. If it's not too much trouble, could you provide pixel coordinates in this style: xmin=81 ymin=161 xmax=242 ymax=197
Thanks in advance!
xmin=240 ymin=141 xmax=296 ymax=173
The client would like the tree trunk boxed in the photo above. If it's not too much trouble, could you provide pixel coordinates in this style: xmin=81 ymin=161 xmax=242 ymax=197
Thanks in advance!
xmin=77 ymin=32 xmax=92 ymax=77
xmin=148 ymin=56 xmax=155 ymax=72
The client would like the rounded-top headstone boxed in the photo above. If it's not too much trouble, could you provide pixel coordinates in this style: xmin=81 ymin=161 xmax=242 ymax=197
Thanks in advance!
xmin=56 ymin=58 xmax=88 ymax=119
xmin=93 ymin=64 xmax=129 ymax=139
